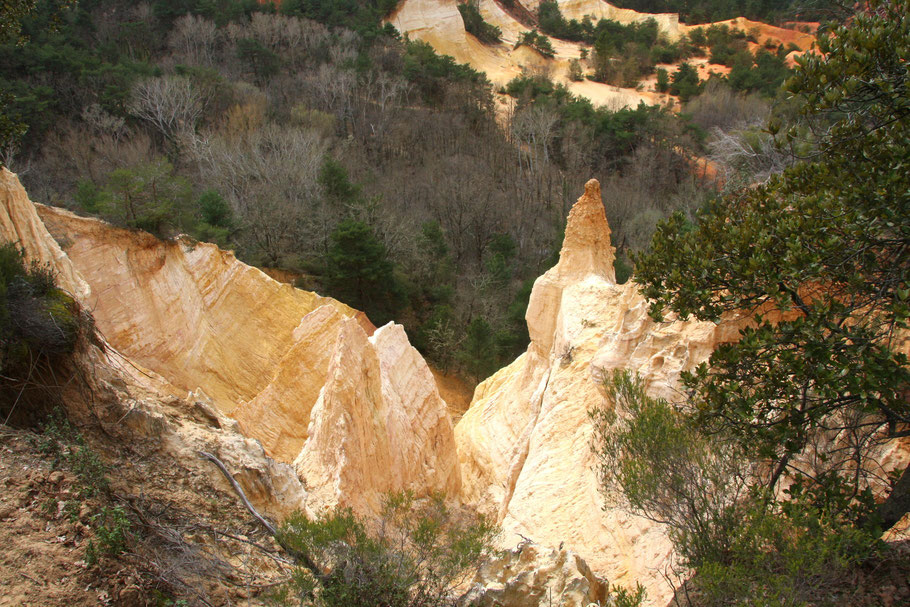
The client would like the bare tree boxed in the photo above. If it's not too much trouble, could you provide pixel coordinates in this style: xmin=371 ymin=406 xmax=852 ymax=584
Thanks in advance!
xmin=511 ymin=104 xmax=559 ymax=176
xmin=129 ymin=75 xmax=210 ymax=153
xmin=168 ymin=14 xmax=219 ymax=66
xmin=709 ymin=124 xmax=792 ymax=185
xmin=193 ymin=123 xmax=328 ymax=264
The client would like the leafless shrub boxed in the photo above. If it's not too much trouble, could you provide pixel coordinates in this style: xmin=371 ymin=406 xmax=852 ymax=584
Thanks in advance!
xmin=129 ymin=75 xmax=211 ymax=149
xmin=168 ymin=15 xmax=220 ymax=66
xmin=684 ymin=79 xmax=770 ymax=132
xmin=192 ymin=123 xmax=328 ymax=264
xmin=709 ymin=125 xmax=792 ymax=185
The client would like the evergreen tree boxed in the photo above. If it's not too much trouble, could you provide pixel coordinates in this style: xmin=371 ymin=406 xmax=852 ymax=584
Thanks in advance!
xmin=634 ymin=0 xmax=910 ymax=529
xmin=324 ymin=219 xmax=405 ymax=325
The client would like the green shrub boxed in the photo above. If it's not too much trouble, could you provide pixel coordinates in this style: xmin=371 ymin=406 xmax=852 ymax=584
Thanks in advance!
xmin=655 ymin=67 xmax=669 ymax=92
xmin=591 ymin=370 xmax=888 ymax=606
xmin=568 ymin=58 xmax=584 ymax=81
xmin=610 ymin=583 xmax=646 ymax=607
xmin=0 ymin=242 xmax=80 ymax=375
xmin=86 ymin=505 xmax=132 ymax=565
xmin=76 ymin=159 xmax=194 ymax=237
xmin=669 ymin=62 xmax=702 ymax=101
xmin=273 ymin=492 xmax=497 ymax=607
xmin=38 ymin=410 xmax=111 ymax=497
xmin=514 ymin=30 xmax=555 ymax=58
xmin=323 ymin=219 xmax=406 ymax=325
xmin=456 ymin=317 xmax=498 ymax=381
xmin=457 ymin=1 xmax=501 ymax=45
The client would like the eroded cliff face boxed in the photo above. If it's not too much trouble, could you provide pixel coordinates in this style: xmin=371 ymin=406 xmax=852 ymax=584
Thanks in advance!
xmin=13 ymin=172 xmax=460 ymax=517
xmin=36 ymin=204 xmax=365 ymax=415
xmin=455 ymin=179 xmax=734 ymax=603
xmin=294 ymin=319 xmax=460 ymax=514
xmin=0 ymin=168 xmax=310 ymax=522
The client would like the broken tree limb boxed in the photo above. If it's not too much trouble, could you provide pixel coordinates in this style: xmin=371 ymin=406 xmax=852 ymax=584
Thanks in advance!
xmin=196 ymin=450 xmax=329 ymax=584
xmin=197 ymin=450 xmax=277 ymax=535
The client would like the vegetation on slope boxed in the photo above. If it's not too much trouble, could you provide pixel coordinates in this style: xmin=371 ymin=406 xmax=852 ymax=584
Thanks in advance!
xmin=458 ymin=0 xmax=502 ymax=45
xmin=611 ymin=0 xmax=837 ymax=25
xmin=535 ymin=1 xmax=792 ymax=93
xmin=0 ymin=0 xmax=723 ymax=383
xmin=593 ymin=1 xmax=910 ymax=603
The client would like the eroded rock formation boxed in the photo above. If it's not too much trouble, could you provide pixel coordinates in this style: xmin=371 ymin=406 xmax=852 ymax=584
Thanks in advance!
xmin=36 ymin=204 xmax=365 ymax=415
xmin=9 ymin=170 xmax=460 ymax=517
xmin=0 ymin=168 xmax=309 ymax=522
xmin=455 ymin=178 xmax=732 ymax=603
xmin=387 ymin=0 xmax=664 ymax=107
xmin=294 ymin=320 xmax=460 ymax=514
xmin=460 ymin=542 xmax=609 ymax=607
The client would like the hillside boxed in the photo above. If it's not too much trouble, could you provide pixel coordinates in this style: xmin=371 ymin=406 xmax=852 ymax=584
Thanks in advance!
xmin=388 ymin=0 xmax=816 ymax=106
xmin=1 ymin=2 xmax=908 ymax=606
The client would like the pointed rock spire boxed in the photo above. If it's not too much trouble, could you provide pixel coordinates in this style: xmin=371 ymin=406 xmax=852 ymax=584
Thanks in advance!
xmin=556 ymin=179 xmax=616 ymax=283
xmin=525 ymin=179 xmax=616 ymax=355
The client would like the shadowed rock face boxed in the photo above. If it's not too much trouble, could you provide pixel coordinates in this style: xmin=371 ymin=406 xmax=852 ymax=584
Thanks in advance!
xmin=455 ymin=178 xmax=728 ymax=603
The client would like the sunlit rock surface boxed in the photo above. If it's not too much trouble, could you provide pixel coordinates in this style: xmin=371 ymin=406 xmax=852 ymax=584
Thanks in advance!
xmin=455 ymin=178 xmax=728 ymax=603
xmin=27 ymin=173 xmax=459 ymax=514
xmin=460 ymin=542 xmax=609 ymax=607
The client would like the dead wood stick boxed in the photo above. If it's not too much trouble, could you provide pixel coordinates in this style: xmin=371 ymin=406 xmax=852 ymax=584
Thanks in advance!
xmin=196 ymin=450 xmax=328 ymax=585
xmin=197 ymin=451 xmax=277 ymax=535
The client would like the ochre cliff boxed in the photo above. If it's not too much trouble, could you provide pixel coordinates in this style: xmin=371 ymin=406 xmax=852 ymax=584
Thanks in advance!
xmin=15 ymin=172 xmax=460 ymax=517
xmin=454 ymin=178 xmax=733 ymax=603
xmin=36 ymin=204 xmax=366 ymax=415
xmin=9 ymin=162 xmax=900 ymax=603
xmin=295 ymin=320 xmax=460 ymax=513
xmin=0 ymin=168 xmax=310 ymax=522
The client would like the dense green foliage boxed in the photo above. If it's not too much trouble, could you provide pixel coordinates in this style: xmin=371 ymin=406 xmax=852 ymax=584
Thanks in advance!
xmin=599 ymin=1 xmax=910 ymax=601
xmin=457 ymin=0 xmax=501 ymax=45
xmin=273 ymin=492 xmax=497 ymax=607
xmin=610 ymin=0 xmax=827 ymax=24
xmin=592 ymin=372 xmax=886 ymax=606
xmin=0 ymin=243 xmax=85 ymax=427
xmin=514 ymin=29 xmax=555 ymax=58
xmin=279 ymin=0 xmax=400 ymax=38
xmin=535 ymin=3 xmax=694 ymax=86
xmin=669 ymin=62 xmax=702 ymax=100
xmin=324 ymin=219 xmax=406 ymax=326
xmin=636 ymin=0 xmax=909 ymax=511
xmin=726 ymin=47 xmax=791 ymax=96
xmin=0 ymin=243 xmax=79 ymax=366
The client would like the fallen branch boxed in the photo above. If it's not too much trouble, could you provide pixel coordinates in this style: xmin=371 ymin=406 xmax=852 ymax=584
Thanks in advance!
xmin=197 ymin=451 xmax=276 ymax=534
xmin=196 ymin=450 xmax=328 ymax=585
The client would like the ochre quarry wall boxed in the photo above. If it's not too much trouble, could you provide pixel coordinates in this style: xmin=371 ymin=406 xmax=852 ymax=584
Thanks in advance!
xmin=454 ymin=179 xmax=739 ymax=603
xmin=36 ymin=204 xmax=365 ymax=415
xmin=18 ymin=173 xmax=459 ymax=514
xmin=0 ymin=168 xmax=313 ymax=520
